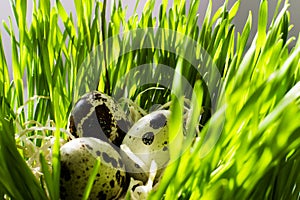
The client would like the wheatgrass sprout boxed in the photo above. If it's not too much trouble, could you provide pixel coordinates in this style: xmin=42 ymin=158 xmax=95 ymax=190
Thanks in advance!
xmin=0 ymin=0 xmax=299 ymax=199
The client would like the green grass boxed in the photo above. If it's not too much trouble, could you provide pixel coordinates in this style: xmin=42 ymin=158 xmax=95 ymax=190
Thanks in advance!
xmin=0 ymin=0 xmax=299 ymax=199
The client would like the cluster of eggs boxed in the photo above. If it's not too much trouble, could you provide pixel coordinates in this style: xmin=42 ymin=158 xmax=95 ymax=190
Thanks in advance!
xmin=60 ymin=91 xmax=170 ymax=199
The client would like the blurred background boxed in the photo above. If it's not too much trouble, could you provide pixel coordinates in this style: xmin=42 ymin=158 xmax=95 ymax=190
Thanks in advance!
xmin=1 ymin=0 xmax=299 ymax=76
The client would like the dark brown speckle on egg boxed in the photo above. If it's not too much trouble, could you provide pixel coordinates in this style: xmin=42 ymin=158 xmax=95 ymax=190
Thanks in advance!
xmin=95 ymin=104 xmax=113 ymax=138
xmin=60 ymin=161 xmax=71 ymax=181
xmin=110 ymin=180 xmax=115 ymax=188
xmin=96 ymin=150 xmax=101 ymax=156
xmin=85 ymin=144 xmax=93 ymax=150
xmin=102 ymin=152 xmax=118 ymax=168
xmin=116 ymin=170 xmax=121 ymax=184
xmin=150 ymin=113 xmax=167 ymax=129
xmin=94 ymin=92 xmax=108 ymax=103
xmin=96 ymin=191 xmax=106 ymax=199
xmin=142 ymin=132 xmax=155 ymax=145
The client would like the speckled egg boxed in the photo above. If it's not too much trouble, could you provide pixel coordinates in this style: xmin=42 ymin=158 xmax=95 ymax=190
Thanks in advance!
xmin=60 ymin=137 xmax=127 ymax=200
xmin=120 ymin=110 xmax=170 ymax=183
xmin=68 ymin=91 xmax=132 ymax=147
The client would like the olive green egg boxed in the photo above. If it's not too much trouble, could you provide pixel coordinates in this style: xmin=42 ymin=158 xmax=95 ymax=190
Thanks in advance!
xmin=60 ymin=137 xmax=127 ymax=200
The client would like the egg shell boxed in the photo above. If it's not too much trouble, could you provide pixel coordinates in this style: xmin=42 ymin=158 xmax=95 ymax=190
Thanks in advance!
xmin=60 ymin=137 xmax=127 ymax=200
xmin=68 ymin=91 xmax=132 ymax=147
xmin=120 ymin=110 xmax=170 ymax=183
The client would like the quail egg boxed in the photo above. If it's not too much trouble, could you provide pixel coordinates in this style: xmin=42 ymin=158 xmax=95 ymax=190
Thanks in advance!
xmin=60 ymin=137 xmax=127 ymax=200
xmin=68 ymin=91 xmax=132 ymax=147
xmin=120 ymin=110 xmax=170 ymax=183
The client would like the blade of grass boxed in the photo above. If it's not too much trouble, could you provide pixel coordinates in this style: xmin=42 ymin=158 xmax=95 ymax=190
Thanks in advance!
xmin=82 ymin=157 xmax=101 ymax=200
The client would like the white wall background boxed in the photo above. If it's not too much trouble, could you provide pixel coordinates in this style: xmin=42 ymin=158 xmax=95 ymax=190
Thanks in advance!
xmin=1 ymin=0 xmax=299 ymax=71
